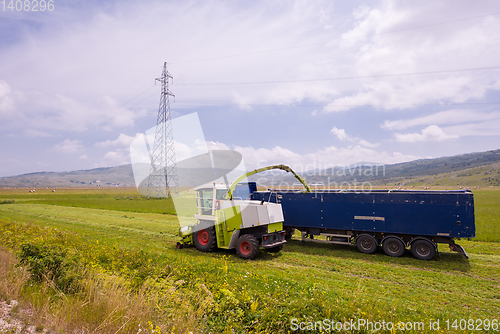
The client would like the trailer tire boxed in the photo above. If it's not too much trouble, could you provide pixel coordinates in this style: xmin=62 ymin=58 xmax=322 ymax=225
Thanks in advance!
xmin=285 ymin=228 xmax=295 ymax=240
xmin=356 ymin=234 xmax=378 ymax=254
xmin=411 ymin=239 xmax=435 ymax=260
xmin=236 ymin=234 xmax=260 ymax=259
xmin=266 ymin=245 xmax=283 ymax=253
xmin=382 ymin=237 xmax=405 ymax=257
xmin=193 ymin=227 xmax=217 ymax=252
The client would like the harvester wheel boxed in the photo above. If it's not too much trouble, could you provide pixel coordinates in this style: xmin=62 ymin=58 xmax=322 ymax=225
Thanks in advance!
xmin=176 ymin=242 xmax=183 ymax=249
xmin=193 ymin=227 xmax=217 ymax=252
xmin=356 ymin=234 xmax=378 ymax=254
xmin=236 ymin=234 xmax=260 ymax=260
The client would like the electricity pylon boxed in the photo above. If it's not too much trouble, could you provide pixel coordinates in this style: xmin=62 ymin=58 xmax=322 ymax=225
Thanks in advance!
xmin=146 ymin=62 xmax=179 ymax=197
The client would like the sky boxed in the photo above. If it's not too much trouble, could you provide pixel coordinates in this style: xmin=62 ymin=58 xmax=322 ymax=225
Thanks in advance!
xmin=1 ymin=0 xmax=500 ymax=177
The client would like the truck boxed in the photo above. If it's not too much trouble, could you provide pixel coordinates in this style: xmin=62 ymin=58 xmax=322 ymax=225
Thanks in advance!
xmin=178 ymin=164 xmax=475 ymax=261
xmin=252 ymin=187 xmax=475 ymax=260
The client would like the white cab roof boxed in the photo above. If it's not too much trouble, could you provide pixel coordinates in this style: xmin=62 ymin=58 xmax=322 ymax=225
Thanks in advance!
xmin=194 ymin=182 xmax=229 ymax=191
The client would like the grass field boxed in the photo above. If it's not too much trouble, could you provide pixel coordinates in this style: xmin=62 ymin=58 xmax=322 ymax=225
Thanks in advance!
xmin=0 ymin=187 xmax=499 ymax=333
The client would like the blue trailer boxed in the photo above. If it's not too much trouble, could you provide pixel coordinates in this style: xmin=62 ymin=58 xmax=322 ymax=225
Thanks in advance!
xmin=250 ymin=188 xmax=475 ymax=260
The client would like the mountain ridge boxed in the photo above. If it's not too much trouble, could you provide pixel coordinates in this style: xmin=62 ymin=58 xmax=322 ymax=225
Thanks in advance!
xmin=1 ymin=149 xmax=499 ymax=188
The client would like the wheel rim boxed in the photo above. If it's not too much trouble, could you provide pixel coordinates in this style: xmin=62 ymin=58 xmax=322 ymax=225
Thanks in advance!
xmin=239 ymin=241 xmax=251 ymax=255
xmin=197 ymin=230 xmax=209 ymax=246
xmin=360 ymin=237 xmax=373 ymax=250
xmin=387 ymin=241 xmax=401 ymax=253
xmin=416 ymin=243 xmax=430 ymax=256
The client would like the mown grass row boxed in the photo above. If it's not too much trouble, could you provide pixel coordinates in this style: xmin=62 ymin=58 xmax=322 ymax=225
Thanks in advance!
xmin=0 ymin=188 xmax=177 ymax=214
xmin=1 ymin=187 xmax=499 ymax=242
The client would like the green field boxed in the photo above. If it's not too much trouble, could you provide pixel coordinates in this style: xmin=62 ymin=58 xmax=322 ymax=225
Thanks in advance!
xmin=0 ymin=188 xmax=499 ymax=333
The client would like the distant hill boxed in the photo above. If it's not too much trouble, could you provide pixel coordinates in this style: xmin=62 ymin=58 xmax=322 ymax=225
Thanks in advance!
xmin=251 ymin=148 xmax=500 ymax=187
xmin=1 ymin=149 xmax=499 ymax=188
xmin=372 ymin=162 xmax=500 ymax=188
xmin=0 ymin=165 xmax=135 ymax=188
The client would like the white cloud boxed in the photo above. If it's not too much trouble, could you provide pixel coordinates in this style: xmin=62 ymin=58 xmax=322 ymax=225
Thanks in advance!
xmin=395 ymin=125 xmax=459 ymax=142
xmin=53 ymin=139 xmax=83 ymax=153
xmin=96 ymin=133 xmax=141 ymax=147
xmin=232 ymin=143 xmax=416 ymax=171
xmin=1 ymin=1 xmax=500 ymax=120
xmin=358 ymin=139 xmax=380 ymax=148
xmin=382 ymin=109 xmax=500 ymax=139
xmin=331 ymin=126 xmax=348 ymax=141
xmin=324 ymin=1 xmax=500 ymax=113
xmin=234 ymin=145 xmax=302 ymax=168
xmin=206 ymin=141 xmax=231 ymax=151
xmin=2 ymin=1 xmax=499 ymax=118
xmin=382 ymin=109 xmax=500 ymax=132
xmin=330 ymin=126 xmax=379 ymax=147
xmin=443 ymin=120 xmax=500 ymax=137
xmin=1 ymin=0 xmax=341 ymax=112
xmin=99 ymin=149 xmax=130 ymax=167
xmin=0 ymin=80 xmax=14 ymax=115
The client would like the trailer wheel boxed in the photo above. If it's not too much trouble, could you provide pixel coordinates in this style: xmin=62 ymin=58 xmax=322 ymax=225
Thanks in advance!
xmin=266 ymin=245 xmax=283 ymax=253
xmin=236 ymin=234 xmax=260 ymax=260
xmin=382 ymin=237 xmax=405 ymax=257
xmin=411 ymin=239 xmax=435 ymax=260
xmin=284 ymin=228 xmax=295 ymax=240
xmin=356 ymin=234 xmax=378 ymax=254
xmin=193 ymin=227 xmax=217 ymax=252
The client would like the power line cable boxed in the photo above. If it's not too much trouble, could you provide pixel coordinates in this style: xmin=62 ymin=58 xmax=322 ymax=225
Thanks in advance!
xmin=170 ymin=12 xmax=500 ymax=65
xmin=176 ymin=65 xmax=500 ymax=86
xmin=173 ymin=101 xmax=500 ymax=107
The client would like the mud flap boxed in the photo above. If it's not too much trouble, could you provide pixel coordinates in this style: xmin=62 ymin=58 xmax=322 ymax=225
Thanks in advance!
xmin=228 ymin=230 xmax=241 ymax=249
xmin=450 ymin=243 xmax=469 ymax=259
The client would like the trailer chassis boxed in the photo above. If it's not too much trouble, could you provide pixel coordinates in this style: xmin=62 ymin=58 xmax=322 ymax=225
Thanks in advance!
xmin=297 ymin=228 xmax=468 ymax=260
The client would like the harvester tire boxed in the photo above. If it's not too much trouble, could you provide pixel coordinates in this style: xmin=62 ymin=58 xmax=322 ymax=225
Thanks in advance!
xmin=193 ymin=227 xmax=217 ymax=252
xmin=236 ymin=234 xmax=260 ymax=260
